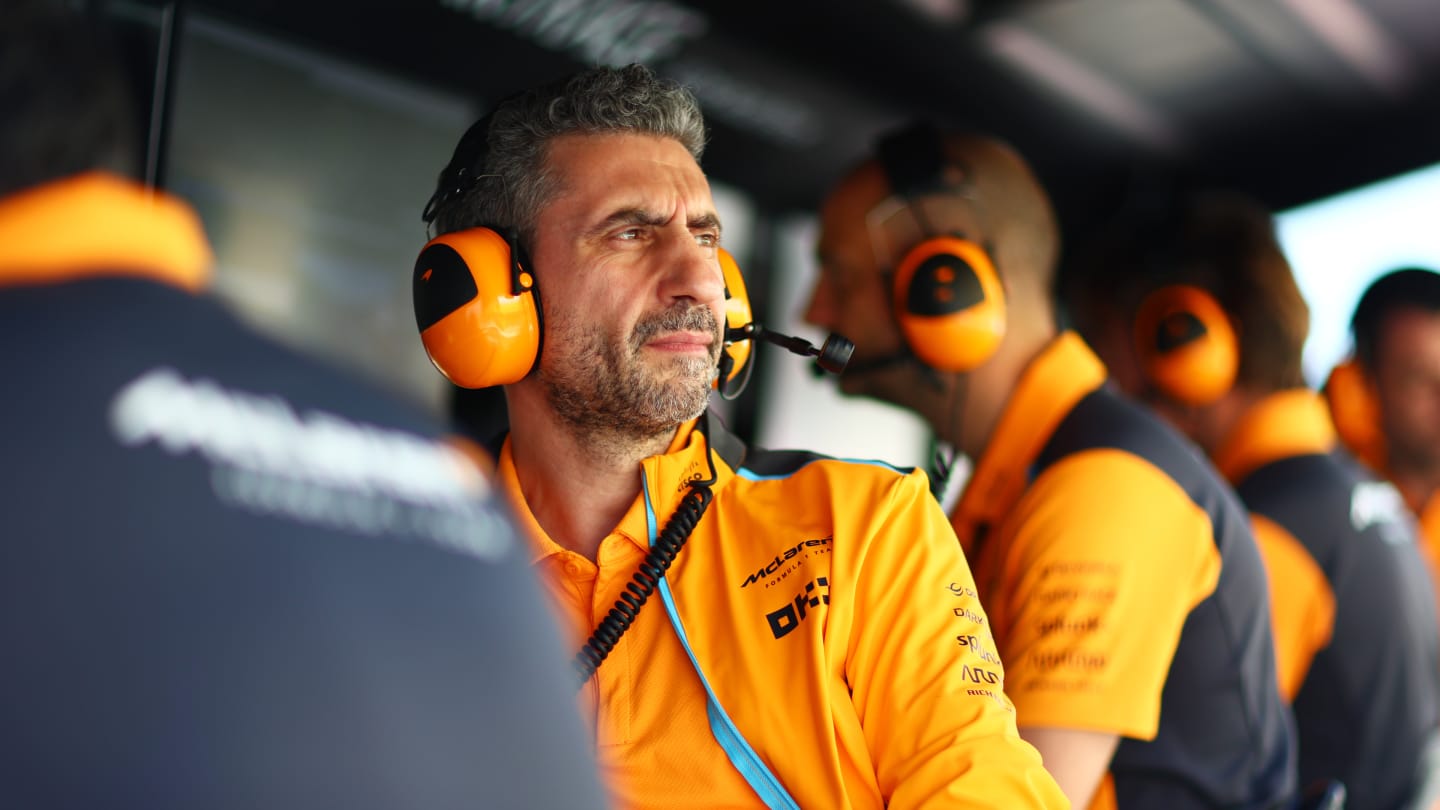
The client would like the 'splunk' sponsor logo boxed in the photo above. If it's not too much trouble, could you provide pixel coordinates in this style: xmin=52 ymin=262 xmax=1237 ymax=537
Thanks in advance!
xmin=957 ymin=634 xmax=1002 ymax=666
xmin=740 ymin=536 xmax=831 ymax=588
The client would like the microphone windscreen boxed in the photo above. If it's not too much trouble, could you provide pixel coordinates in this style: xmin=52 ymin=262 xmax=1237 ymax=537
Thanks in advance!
xmin=817 ymin=334 xmax=854 ymax=373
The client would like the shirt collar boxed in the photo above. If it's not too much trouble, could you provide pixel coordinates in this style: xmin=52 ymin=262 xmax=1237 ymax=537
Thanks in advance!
xmin=952 ymin=332 xmax=1107 ymax=551
xmin=0 ymin=172 xmax=212 ymax=292
xmin=496 ymin=417 xmax=720 ymax=563
xmin=1212 ymin=389 xmax=1336 ymax=484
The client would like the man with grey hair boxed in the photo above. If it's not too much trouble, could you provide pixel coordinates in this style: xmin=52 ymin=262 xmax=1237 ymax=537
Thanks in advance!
xmin=416 ymin=65 xmax=1066 ymax=809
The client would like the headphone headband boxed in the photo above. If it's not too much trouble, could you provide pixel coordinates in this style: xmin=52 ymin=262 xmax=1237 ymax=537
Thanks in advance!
xmin=876 ymin=121 xmax=950 ymax=199
xmin=423 ymin=115 xmax=494 ymax=228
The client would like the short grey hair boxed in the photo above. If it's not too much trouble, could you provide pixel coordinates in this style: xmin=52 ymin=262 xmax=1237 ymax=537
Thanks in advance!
xmin=430 ymin=64 xmax=707 ymax=246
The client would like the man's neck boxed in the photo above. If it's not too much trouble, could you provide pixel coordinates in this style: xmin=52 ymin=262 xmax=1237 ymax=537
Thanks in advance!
xmin=506 ymin=388 xmax=676 ymax=561
xmin=1389 ymin=464 xmax=1440 ymax=515
xmin=942 ymin=326 xmax=1055 ymax=461
xmin=1196 ymin=386 xmax=1267 ymax=459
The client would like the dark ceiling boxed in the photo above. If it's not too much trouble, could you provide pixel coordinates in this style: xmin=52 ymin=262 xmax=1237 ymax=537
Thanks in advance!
xmin=157 ymin=0 xmax=1440 ymax=252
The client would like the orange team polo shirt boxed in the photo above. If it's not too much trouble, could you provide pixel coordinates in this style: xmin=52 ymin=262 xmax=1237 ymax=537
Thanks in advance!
xmin=1211 ymin=390 xmax=1337 ymax=701
xmin=495 ymin=428 xmax=759 ymax=808
xmin=495 ymin=419 xmax=1069 ymax=810
xmin=951 ymin=333 xmax=1222 ymax=810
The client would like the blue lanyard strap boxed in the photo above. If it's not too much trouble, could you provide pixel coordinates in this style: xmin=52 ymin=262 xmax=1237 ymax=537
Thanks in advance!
xmin=642 ymin=473 xmax=800 ymax=810
xmin=656 ymin=577 xmax=801 ymax=810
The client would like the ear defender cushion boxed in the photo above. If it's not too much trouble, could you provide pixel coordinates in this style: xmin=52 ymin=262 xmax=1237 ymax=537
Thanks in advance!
xmin=413 ymin=227 xmax=539 ymax=389
xmin=716 ymin=247 xmax=754 ymax=396
xmin=1133 ymin=284 xmax=1238 ymax=406
xmin=1324 ymin=359 xmax=1387 ymax=471
xmin=892 ymin=235 xmax=1006 ymax=372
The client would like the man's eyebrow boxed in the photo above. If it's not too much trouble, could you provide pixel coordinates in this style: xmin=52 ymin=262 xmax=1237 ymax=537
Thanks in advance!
xmin=688 ymin=212 xmax=722 ymax=235
xmin=585 ymin=207 xmax=666 ymax=238
xmin=584 ymin=208 xmax=723 ymax=238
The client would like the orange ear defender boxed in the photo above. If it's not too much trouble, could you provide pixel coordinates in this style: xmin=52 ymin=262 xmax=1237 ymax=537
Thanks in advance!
xmin=413 ymin=231 xmax=756 ymax=393
xmin=412 ymin=227 xmax=540 ymax=389
xmin=875 ymin=121 xmax=1008 ymax=373
xmin=1324 ymin=358 xmax=1387 ymax=471
xmin=891 ymin=234 xmax=1007 ymax=371
xmin=717 ymin=247 xmax=755 ymax=398
xmin=1133 ymin=284 xmax=1239 ymax=406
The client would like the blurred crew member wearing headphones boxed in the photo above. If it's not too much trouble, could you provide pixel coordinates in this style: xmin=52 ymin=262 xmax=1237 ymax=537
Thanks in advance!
xmin=413 ymin=67 xmax=1064 ymax=809
xmin=804 ymin=125 xmax=1295 ymax=810
xmin=1066 ymin=191 xmax=1440 ymax=810
xmin=1327 ymin=268 xmax=1440 ymax=619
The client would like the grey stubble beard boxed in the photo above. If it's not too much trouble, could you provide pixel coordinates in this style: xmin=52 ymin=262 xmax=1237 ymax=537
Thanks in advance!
xmin=542 ymin=302 xmax=721 ymax=449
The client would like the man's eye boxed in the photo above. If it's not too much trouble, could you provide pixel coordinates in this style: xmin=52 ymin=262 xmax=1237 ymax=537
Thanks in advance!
xmin=696 ymin=233 xmax=718 ymax=247
xmin=617 ymin=229 xmax=642 ymax=241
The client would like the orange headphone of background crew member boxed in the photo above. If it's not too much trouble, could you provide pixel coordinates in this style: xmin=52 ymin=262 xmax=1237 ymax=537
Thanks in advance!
xmin=1131 ymin=282 xmax=1241 ymax=407
xmin=869 ymin=121 xmax=1007 ymax=374
xmin=1107 ymin=190 xmax=1241 ymax=407
xmin=1130 ymin=257 xmax=1387 ymax=470
xmin=1322 ymin=357 xmax=1387 ymax=471
xmin=411 ymin=111 xmax=848 ymax=400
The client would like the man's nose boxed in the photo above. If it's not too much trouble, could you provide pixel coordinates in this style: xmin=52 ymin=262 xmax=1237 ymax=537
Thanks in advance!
xmin=662 ymin=238 xmax=726 ymax=306
xmin=803 ymin=276 xmax=836 ymax=330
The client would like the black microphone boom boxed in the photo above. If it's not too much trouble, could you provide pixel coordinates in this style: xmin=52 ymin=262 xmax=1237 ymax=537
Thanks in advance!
xmin=726 ymin=323 xmax=854 ymax=375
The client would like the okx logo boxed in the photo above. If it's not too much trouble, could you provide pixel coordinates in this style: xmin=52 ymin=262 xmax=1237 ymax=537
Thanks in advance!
xmin=766 ymin=577 xmax=830 ymax=639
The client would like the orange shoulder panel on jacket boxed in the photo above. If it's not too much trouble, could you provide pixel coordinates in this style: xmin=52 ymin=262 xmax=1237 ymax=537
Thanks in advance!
xmin=1249 ymin=513 xmax=1335 ymax=701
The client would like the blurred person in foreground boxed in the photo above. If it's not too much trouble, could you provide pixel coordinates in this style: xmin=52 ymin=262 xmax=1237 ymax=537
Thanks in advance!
xmin=0 ymin=4 xmax=606 ymax=808
xmin=802 ymin=122 xmax=1295 ymax=809
xmin=1065 ymin=190 xmax=1440 ymax=810
xmin=414 ymin=64 xmax=1066 ymax=808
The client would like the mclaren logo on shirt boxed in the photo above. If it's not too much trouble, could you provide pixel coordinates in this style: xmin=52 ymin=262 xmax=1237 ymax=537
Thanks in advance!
xmin=107 ymin=366 xmax=509 ymax=561
xmin=739 ymin=536 xmax=832 ymax=589
xmin=1351 ymin=480 xmax=1414 ymax=545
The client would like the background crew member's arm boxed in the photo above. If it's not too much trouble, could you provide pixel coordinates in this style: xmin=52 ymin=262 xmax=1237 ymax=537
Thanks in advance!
xmin=836 ymin=468 xmax=1067 ymax=809
xmin=1249 ymin=514 xmax=1334 ymax=700
xmin=1020 ymin=726 xmax=1120 ymax=808
xmin=995 ymin=452 xmax=1222 ymax=807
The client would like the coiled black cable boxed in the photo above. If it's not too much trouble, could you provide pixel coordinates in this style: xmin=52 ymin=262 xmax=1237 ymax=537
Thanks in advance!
xmin=572 ymin=446 xmax=719 ymax=690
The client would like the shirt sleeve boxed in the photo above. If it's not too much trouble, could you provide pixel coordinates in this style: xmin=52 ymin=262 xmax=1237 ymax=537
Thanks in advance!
xmin=999 ymin=450 xmax=1222 ymax=740
xmin=839 ymin=468 xmax=1069 ymax=809
xmin=1249 ymin=513 xmax=1335 ymax=701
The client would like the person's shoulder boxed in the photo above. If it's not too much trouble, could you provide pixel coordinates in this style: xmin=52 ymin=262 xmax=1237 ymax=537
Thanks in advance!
xmin=1022 ymin=393 xmax=1238 ymax=540
xmin=1243 ymin=449 xmax=1419 ymax=553
xmin=1041 ymin=386 xmax=1202 ymax=470
xmin=736 ymin=445 xmax=915 ymax=482
xmin=137 ymin=289 xmax=453 ymax=440
xmin=93 ymin=294 xmax=516 ymax=558
xmin=731 ymin=447 xmax=944 ymax=544
xmin=1039 ymin=385 xmax=1234 ymax=508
